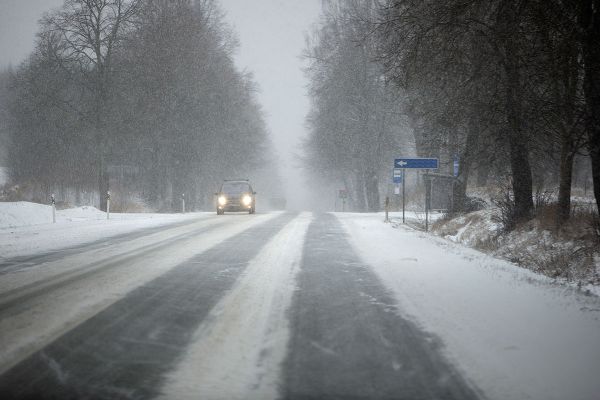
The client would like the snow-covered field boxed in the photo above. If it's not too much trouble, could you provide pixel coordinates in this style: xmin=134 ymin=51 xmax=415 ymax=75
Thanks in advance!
xmin=0 ymin=201 xmax=207 ymax=259
xmin=339 ymin=213 xmax=600 ymax=400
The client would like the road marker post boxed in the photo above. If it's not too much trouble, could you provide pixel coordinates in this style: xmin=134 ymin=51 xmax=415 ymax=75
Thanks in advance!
xmin=385 ymin=196 xmax=390 ymax=223
xmin=51 ymin=194 xmax=56 ymax=224
xmin=106 ymin=191 xmax=111 ymax=220
xmin=182 ymin=193 xmax=185 ymax=214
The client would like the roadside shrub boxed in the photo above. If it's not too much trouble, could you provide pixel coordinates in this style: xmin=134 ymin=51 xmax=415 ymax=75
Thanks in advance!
xmin=464 ymin=196 xmax=487 ymax=212
xmin=534 ymin=188 xmax=555 ymax=211
xmin=491 ymin=189 xmax=517 ymax=232
xmin=109 ymin=191 xmax=152 ymax=213
xmin=534 ymin=203 xmax=559 ymax=232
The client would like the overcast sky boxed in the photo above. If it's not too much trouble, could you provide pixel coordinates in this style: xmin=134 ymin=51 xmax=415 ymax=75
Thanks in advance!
xmin=219 ymin=0 xmax=321 ymax=208
xmin=0 ymin=0 xmax=63 ymax=68
xmin=0 ymin=0 xmax=321 ymax=209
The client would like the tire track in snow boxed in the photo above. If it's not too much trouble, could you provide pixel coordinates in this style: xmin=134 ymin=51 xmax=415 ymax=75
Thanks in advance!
xmin=0 ymin=213 xmax=296 ymax=399
xmin=281 ymin=213 xmax=480 ymax=400
xmin=0 ymin=216 xmax=211 ymax=274
xmin=0 ymin=216 xmax=228 ymax=315
xmin=159 ymin=212 xmax=311 ymax=400
xmin=0 ymin=213 xmax=279 ymax=377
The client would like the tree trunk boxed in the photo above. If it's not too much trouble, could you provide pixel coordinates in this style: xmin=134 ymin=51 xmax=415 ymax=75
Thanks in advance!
xmin=555 ymin=35 xmax=580 ymax=225
xmin=581 ymin=0 xmax=600 ymax=215
xmin=75 ymin=184 xmax=82 ymax=206
xmin=557 ymin=138 xmax=575 ymax=224
xmin=98 ymin=152 xmax=109 ymax=212
xmin=500 ymin=3 xmax=534 ymax=223
xmin=453 ymin=119 xmax=479 ymax=213
xmin=365 ymin=169 xmax=380 ymax=212
xmin=354 ymin=172 xmax=367 ymax=212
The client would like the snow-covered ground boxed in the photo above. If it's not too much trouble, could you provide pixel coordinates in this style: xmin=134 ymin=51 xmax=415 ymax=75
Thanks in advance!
xmin=0 ymin=202 xmax=208 ymax=259
xmin=428 ymin=208 xmax=600 ymax=289
xmin=2 ymin=205 xmax=599 ymax=400
xmin=339 ymin=212 xmax=600 ymax=400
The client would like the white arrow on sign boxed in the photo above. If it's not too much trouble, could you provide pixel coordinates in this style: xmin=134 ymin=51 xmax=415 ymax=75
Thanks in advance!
xmin=397 ymin=161 xmax=408 ymax=167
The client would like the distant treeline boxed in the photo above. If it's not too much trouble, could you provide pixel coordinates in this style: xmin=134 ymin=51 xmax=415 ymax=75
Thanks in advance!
xmin=1 ymin=0 xmax=278 ymax=211
xmin=304 ymin=0 xmax=599 ymax=226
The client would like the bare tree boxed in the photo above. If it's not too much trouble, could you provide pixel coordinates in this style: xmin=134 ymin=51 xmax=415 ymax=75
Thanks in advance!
xmin=40 ymin=0 xmax=141 ymax=210
xmin=303 ymin=1 xmax=402 ymax=212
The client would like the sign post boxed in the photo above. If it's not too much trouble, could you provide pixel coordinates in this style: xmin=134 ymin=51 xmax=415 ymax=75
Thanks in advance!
xmin=402 ymin=169 xmax=406 ymax=223
xmin=394 ymin=158 xmax=439 ymax=229
xmin=424 ymin=173 xmax=432 ymax=232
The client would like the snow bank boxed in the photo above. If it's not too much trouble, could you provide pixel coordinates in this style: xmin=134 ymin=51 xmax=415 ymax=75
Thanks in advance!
xmin=0 ymin=201 xmax=208 ymax=259
xmin=432 ymin=209 xmax=600 ymax=292
xmin=0 ymin=201 xmax=54 ymax=228
xmin=432 ymin=209 xmax=501 ymax=247
xmin=0 ymin=202 xmax=173 ymax=229
xmin=338 ymin=213 xmax=600 ymax=400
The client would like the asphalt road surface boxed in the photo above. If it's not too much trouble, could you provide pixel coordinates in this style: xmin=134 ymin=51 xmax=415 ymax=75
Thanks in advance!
xmin=0 ymin=212 xmax=480 ymax=400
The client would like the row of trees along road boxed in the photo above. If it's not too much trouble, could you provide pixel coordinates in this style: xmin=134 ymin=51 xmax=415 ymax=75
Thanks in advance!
xmin=5 ymin=0 xmax=279 ymax=211
xmin=304 ymin=0 xmax=599 ymax=226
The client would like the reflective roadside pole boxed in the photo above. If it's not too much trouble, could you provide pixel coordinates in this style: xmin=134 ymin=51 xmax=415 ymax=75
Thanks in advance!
xmin=51 ymin=194 xmax=56 ymax=223
xmin=385 ymin=196 xmax=390 ymax=223
xmin=106 ymin=191 xmax=111 ymax=220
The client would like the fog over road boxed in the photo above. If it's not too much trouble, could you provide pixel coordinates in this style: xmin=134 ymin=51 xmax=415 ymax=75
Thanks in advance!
xmin=0 ymin=212 xmax=480 ymax=399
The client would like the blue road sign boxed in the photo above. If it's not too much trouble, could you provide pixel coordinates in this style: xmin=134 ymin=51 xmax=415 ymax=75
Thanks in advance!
xmin=453 ymin=156 xmax=459 ymax=177
xmin=393 ymin=168 xmax=402 ymax=183
xmin=394 ymin=158 xmax=439 ymax=169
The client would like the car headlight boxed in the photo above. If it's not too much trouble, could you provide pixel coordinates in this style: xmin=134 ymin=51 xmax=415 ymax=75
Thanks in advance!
xmin=218 ymin=196 xmax=227 ymax=206
xmin=242 ymin=195 xmax=252 ymax=206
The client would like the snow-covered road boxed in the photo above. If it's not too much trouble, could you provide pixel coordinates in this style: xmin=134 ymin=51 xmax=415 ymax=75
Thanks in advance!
xmin=338 ymin=213 xmax=600 ymax=400
xmin=0 ymin=210 xmax=599 ymax=400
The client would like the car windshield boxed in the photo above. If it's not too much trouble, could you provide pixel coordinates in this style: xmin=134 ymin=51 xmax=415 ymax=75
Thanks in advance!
xmin=221 ymin=182 xmax=250 ymax=195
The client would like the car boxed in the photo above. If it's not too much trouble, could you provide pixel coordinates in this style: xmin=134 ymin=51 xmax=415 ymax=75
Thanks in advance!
xmin=216 ymin=180 xmax=256 ymax=215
